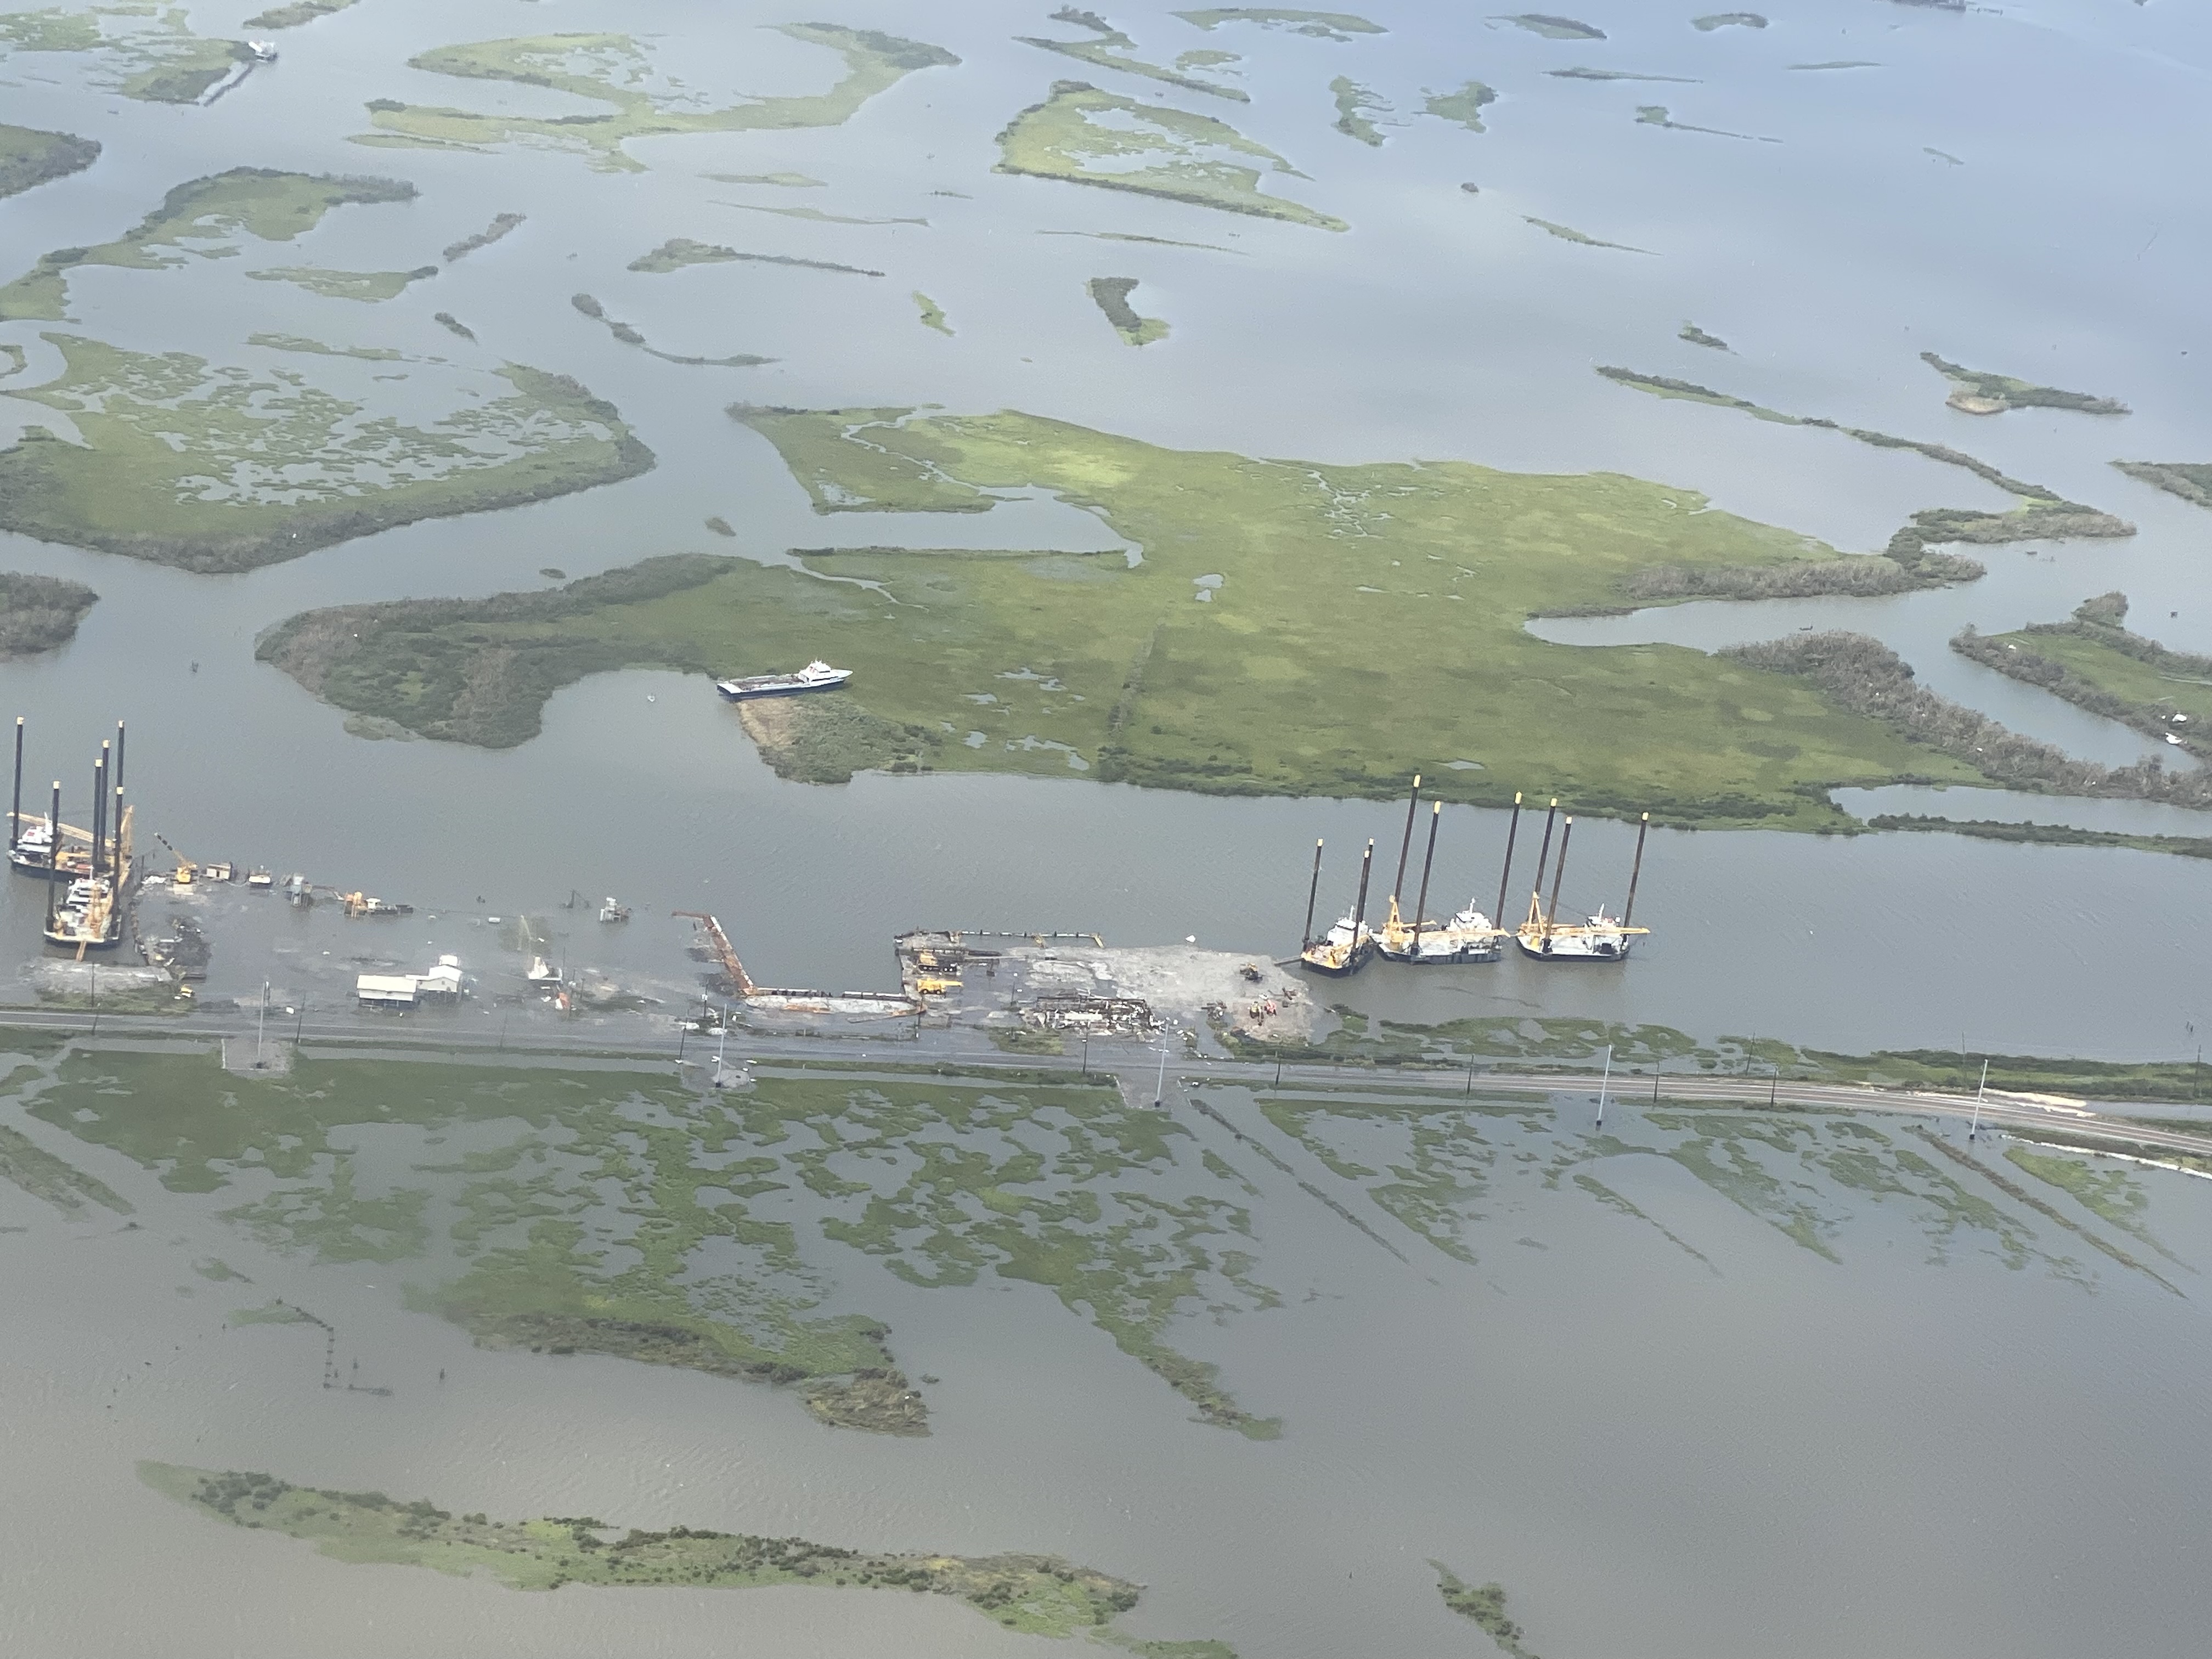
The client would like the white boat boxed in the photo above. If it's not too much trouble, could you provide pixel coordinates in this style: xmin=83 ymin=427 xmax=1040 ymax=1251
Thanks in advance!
xmin=246 ymin=40 xmax=278 ymax=60
xmin=525 ymin=955 xmax=562 ymax=987
xmin=1516 ymin=902 xmax=1645 ymax=961
xmin=1374 ymin=895 xmax=1503 ymax=963
xmin=1300 ymin=911 xmax=1375 ymax=976
xmin=714 ymin=660 xmax=851 ymax=701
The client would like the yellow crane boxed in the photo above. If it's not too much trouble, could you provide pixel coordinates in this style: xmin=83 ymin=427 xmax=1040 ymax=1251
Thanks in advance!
xmin=155 ymin=832 xmax=198 ymax=885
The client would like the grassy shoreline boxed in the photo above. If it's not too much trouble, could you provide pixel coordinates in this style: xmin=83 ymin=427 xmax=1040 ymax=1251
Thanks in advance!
xmin=1953 ymin=593 xmax=2212 ymax=761
xmin=256 ymin=404 xmax=1999 ymax=824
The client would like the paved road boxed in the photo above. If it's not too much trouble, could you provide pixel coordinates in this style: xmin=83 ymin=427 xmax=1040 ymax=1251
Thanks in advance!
xmin=7 ymin=1008 xmax=2208 ymax=1164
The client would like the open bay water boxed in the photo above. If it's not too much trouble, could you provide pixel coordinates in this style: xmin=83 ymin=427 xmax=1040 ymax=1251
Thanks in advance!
xmin=3 ymin=0 xmax=2210 ymax=1653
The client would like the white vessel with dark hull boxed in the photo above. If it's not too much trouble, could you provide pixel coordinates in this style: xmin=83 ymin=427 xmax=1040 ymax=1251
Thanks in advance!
xmin=714 ymin=660 xmax=851 ymax=701
xmin=1297 ymin=837 xmax=1379 ymax=977
xmin=1514 ymin=809 xmax=1652 ymax=963
xmin=1375 ymin=896 xmax=1504 ymax=963
xmin=1371 ymin=786 xmax=1508 ymax=964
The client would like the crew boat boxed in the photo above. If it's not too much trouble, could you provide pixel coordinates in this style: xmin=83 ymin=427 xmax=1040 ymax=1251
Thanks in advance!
xmin=714 ymin=660 xmax=851 ymax=701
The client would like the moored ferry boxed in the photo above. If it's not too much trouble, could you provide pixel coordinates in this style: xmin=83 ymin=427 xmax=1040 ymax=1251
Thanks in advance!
xmin=714 ymin=660 xmax=851 ymax=701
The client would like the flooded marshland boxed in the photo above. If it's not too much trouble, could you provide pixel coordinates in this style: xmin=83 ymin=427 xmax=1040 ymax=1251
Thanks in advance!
xmin=3 ymin=1 xmax=2210 ymax=1654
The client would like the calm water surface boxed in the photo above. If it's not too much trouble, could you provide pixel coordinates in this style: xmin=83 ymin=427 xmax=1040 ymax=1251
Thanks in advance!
xmin=3 ymin=1 xmax=2210 ymax=1654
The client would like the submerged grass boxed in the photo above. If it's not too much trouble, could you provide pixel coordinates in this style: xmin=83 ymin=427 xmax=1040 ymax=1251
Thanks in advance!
xmin=30 ymin=1050 xmax=1284 ymax=1434
xmin=261 ymin=407 xmax=1981 ymax=823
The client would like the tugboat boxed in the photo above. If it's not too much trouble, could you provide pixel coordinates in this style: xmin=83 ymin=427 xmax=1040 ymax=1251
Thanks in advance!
xmin=714 ymin=660 xmax=851 ymax=701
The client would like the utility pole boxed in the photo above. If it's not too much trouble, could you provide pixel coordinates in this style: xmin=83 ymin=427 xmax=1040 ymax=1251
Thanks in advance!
xmin=257 ymin=979 xmax=269 ymax=1065
xmin=1970 ymin=1058 xmax=1989 ymax=1141
xmin=1596 ymin=1044 xmax=1612 ymax=1132
xmin=1154 ymin=1034 xmax=1169 ymax=1109
xmin=89 ymin=964 xmax=99 ymax=1039
xmin=1652 ymin=1057 xmax=1661 ymax=1103
xmin=1081 ymin=1035 xmax=1090 ymax=1080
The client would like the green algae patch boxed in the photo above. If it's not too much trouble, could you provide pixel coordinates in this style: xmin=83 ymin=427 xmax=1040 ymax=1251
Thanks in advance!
xmin=0 ymin=167 xmax=416 ymax=323
xmin=1494 ymin=14 xmax=1604 ymax=40
xmin=1176 ymin=9 xmax=1383 ymax=38
xmin=1694 ymin=13 xmax=1767 ymax=29
xmin=1329 ymin=76 xmax=1387 ymax=144
xmin=1020 ymin=29 xmax=1249 ymax=101
xmin=2113 ymin=461 xmax=2212 ymax=512
xmin=1433 ymin=1565 xmax=1541 ymax=1658
xmin=996 ymin=81 xmax=1346 ymax=232
xmin=260 ymin=407 xmax=1995 ymax=822
xmin=246 ymin=264 xmax=438 ymax=302
xmin=1953 ymin=592 xmax=2212 ymax=763
xmin=1679 ymin=321 xmax=1729 ymax=351
xmin=0 ymin=571 xmax=99 ymax=656
xmin=0 ymin=124 xmax=99 ymax=200
xmin=1422 ymin=81 xmax=1496 ymax=132
xmin=1921 ymin=352 xmax=2126 ymax=416
xmin=1088 ymin=276 xmax=1169 ymax=345
xmin=913 ymin=292 xmax=952 ymax=335
xmin=357 ymin=25 xmax=958 ymax=172
xmin=0 ymin=1123 xmax=133 ymax=1216
xmin=0 ymin=336 xmax=652 ymax=573
xmin=1523 ymin=216 xmax=1651 ymax=253
xmin=142 ymin=1464 xmax=1150 ymax=1635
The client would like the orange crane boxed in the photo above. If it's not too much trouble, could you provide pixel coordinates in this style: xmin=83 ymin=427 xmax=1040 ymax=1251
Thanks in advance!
xmin=672 ymin=911 xmax=756 ymax=996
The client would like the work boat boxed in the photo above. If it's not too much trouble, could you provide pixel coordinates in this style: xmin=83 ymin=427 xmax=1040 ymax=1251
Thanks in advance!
xmin=1516 ymin=899 xmax=1646 ymax=961
xmin=714 ymin=660 xmax=851 ymax=701
xmin=1300 ymin=911 xmax=1375 ymax=976
xmin=1373 ymin=895 xmax=1503 ymax=963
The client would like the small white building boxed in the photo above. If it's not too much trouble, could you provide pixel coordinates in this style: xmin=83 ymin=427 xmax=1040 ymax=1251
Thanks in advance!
xmin=357 ymin=955 xmax=464 ymax=1008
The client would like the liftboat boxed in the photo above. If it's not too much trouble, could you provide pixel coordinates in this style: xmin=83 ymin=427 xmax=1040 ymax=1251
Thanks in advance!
xmin=1513 ymin=809 xmax=1652 ymax=963
xmin=1297 ymin=838 xmax=1379 ymax=977
xmin=714 ymin=660 xmax=851 ymax=701
xmin=1372 ymin=786 xmax=1505 ymax=964
xmin=40 ymin=762 xmax=133 ymax=955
